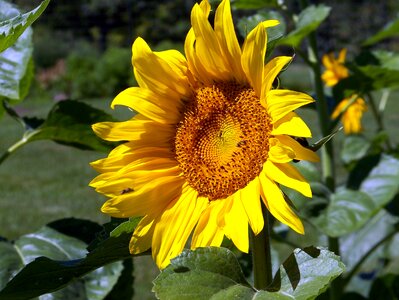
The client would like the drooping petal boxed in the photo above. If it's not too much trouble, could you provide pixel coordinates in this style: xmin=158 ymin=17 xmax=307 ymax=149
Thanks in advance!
xmin=111 ymin=87 xmax=182 ymax=124
xmin=101 ymin=175 xmax=185 ymax=218
xmin=277 ymin=135 xmax=319 ymax=162
xmin=152 ymin=186 xmax=208 ymax=269
xmin=223 ymin=194 xmax=249 ymax=252
xmin=259 ymin=171 xmax=304 ymax=234
xmin=239 ymin=177 xmax=264 ymax=235
xmin=272 ymin=111 xmax=312 ymax=138
xmin=214 ymin=0 xmax=246 ymax=83
xmin=268 ymin=138 xmax=296 ymax=163
xmin=262 ymin=56 xmax=292 ymax=99
xmin=130 ymin=215 xmax=156 ymax=255
xmin=191 ymin=200 xmax=224 ymax=249
xmin=264 ymin=160 xmax=312 ymax=197
xmin=241 ymin=22 xmax=266 ymax=97
xmin=266 ymin=90 xmax=315 ymax=122
xmin=132 ymin=37 xmax=191 ymax=98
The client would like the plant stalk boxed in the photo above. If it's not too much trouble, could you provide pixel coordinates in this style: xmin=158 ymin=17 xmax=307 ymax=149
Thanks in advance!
xmin=251 ymin=204 xmax=273 ymax=290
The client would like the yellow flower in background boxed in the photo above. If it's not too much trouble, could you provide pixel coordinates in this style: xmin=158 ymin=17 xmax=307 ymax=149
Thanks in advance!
xmin=331 ymin=96 xmax=367 ymax=134
xmin=90 ymin=0 xmax=318 ymax=269
xmin=321 ymin=48 xmax=349 ymax=87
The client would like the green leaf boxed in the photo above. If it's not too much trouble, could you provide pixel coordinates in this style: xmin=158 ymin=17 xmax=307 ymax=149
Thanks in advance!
xmin=0 ymin=27 xmax=32 ymax=101
xmin=341 ymin=210 xmax=398 ymax=275
xmin=312 ymin=189 xmax=377 ymax=237
xmin=26 ymin=100 xmax=116 ymax=152
xmin=341 ymin=135 xmax=371 ymax=164
xmin=0 ymin=0 xmax=50 ymax=52
xmin=362 ymin=17 xmax=399 ymax=46
xmin=231 ymin=0 xmax=279 ymax=9
xmin=359 ymin=154 xmax=399 ymax=208
xmin=0 ymin=226 xmax=124 ymax=299
xmin=153 ymin=247 xmax=345 ymax=300
xmin=278 ymin=5 xmax=331 ymax=47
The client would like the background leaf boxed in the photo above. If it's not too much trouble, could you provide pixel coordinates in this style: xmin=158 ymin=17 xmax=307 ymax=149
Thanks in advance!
xmin=0 ymin=0 xmax=50 ymax=52
xmin=278 ymin=5 xmax=331 ymax=48
xmin=26 ymin=100 xmax=116 ymax=152
xmin=231 ymin=0 xmax=279 ymax=9
xmin=0 ymin=225 xmax=124 ymax=300
xmin=153 ymin=247 xmax=345 ymax=300
xmin=312 ymin=189 xmax=376 ymax=237
xmin=362 ymin=17 xmax=399 ymax=46
xmin=341 ymin=135 xmax=371 ymax=164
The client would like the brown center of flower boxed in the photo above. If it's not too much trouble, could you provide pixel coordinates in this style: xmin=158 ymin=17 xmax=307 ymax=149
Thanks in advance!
xmin=174 ymin=82 xmax=272 ymax=200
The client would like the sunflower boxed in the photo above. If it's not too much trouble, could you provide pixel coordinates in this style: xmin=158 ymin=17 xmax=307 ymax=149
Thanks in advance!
xmin=90 ymin=0 xmax=318 ymax=269
xmin=321 ymin=48 xmax=349 ymax=87
xmin=331 ymin=95 xmax=367 ymax=134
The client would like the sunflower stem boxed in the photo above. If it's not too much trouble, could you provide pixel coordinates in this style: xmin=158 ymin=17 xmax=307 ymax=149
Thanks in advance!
xmin=251 ymin=204 xmax=273 ymax=290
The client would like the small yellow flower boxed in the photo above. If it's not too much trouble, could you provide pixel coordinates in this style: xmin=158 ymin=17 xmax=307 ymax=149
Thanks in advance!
xmin=331 ymin=96 xmax=367 ymax=134
xmin=321 ymin=48 xmax=349 ymax=87
xmin=90 ymin=0 xmax=318 ymax=269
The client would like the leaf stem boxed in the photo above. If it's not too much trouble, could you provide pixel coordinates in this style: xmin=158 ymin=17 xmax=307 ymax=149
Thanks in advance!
xmin=251 ymin=203 xmax=273 ymax=290
xmin=0 ymin=134 xmax=31 ymax=165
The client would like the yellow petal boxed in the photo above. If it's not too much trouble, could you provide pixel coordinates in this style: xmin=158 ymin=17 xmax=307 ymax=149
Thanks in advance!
xmin=191 ymin=199 xmax=225 ymax=249
xmin=132 ymin=37 xmax=190 ymax=98
xmin=90 ymin=146 xmax=173 ymax=173
xmin=338 ymin=48 xmax=347 ymax=64
xmin=241 ymin=22 xmax=266 ymax=97
xmin=96 ymin=165 xmax=181 ymax=196
xmin=268 ymin=138 xmax=296 ymax=163
xmin=214 ymin=0 xmax=246 ymax=83
xmin=259 ymin=171 xmax=304 ymax=234
xmin=184 ymin=28 xmax=211 ymax=85
xmin=266 ymin=90 xmax=315 ymax=123
xmin=152 ymin=186 xmax=208 ymax=269
xmin=101 ymin=175 xmax=185 ymax=218
xmin=262 ymin=56 xmax=292 ymax=99
xmin=111 ymin=87 xmax=182 ymax=124
xmin=92 ymin=119 xmax=174 ymax=141
xmin=239 ymin=178 xmax=264 ymax=235
xmin=190 ymin=3 xmax=230 ymax=80
xmin=272 ymin=111 xmax=312 ymax=138
xmin=223 ymin=194 xmax=249 ymax=252
xmin=130 ymin=215 xmax=156 ymax=255
xmin=264 ymin=160 xmax=312 ymax=197
xmin=262 ymin=20 xmax=280 ymax=29
xmin=277 ymin=135 xmax=319 ymax=162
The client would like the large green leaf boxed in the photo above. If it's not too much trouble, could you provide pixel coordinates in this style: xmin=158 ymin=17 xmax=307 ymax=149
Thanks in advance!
xmin=362 ymin=17 xmax=399 ymax=46
xmin=24 ymin=100 xmax=116 ymax=152
xmin=314 ymin=154 xmax=399 ymax=238
xmin=340 ymin=135 xmax=371 ymax=164
xmin=312 ymin=189 xmax=376 ymax=237
xmin=0 ymin=27 xmax=32 ymax=101
xmin=0 ymin=0 xmax=50 ymax=52
xmin=341 ymin=211 xmax=398 ymax=295
xmin=359 ymin=154 xmax=399 ymax=208
xmin=278 ymin=5 xmax=331 ymax=48
xmin=153 ymin=247 xmax=345 ymax=300
xmin=0 ymin=226 xmax=124 ymax=300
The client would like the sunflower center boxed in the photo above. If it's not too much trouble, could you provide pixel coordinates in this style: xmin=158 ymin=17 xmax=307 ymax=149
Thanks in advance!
xmin=175 ymin=82 xmax=272 ymax=200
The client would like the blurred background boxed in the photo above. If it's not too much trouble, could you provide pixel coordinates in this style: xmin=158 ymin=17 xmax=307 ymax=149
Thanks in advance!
xmin=0 ymin=0 xmax=398 ymax=299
